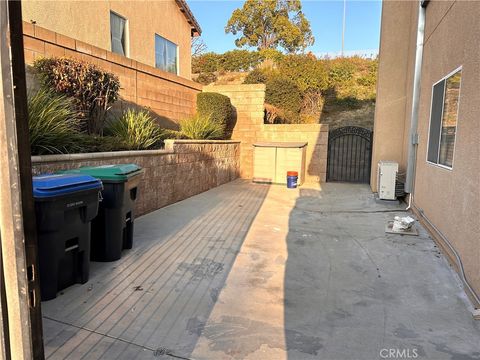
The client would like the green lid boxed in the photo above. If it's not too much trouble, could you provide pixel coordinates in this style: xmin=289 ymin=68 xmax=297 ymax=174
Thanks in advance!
xmin=60 ymin=164 xmax=143 ymax=182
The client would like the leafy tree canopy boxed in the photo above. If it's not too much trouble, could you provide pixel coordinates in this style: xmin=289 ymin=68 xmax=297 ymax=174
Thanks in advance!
xmin=225 ymin=0 xmax=314 ymax=53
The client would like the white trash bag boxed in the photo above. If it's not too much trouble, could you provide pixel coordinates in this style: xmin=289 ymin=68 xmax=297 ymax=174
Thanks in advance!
xmin=392 ymin=216 xmax=416 ymax=232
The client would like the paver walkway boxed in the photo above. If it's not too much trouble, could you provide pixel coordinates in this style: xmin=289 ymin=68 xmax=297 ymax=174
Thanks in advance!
xmin=42 ymin=180 xmax=480 ymax=360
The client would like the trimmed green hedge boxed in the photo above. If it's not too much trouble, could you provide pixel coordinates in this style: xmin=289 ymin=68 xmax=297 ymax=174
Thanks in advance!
xmin=196 ymin=92 xmax=233 ymax=130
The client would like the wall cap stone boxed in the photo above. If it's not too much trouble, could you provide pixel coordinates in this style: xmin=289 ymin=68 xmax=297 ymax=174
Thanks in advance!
xmin=262 ymin=124 xmax=329 ymax=132
xmin=32 ymin=140 xmax=241 ymax=164
xmin=31 ymin=149 xmax=174 ymax=163
xmin=203 ymin=84 xmax=266 ymax=92
xmin=165 ymin=139 xmax=241 ymax=145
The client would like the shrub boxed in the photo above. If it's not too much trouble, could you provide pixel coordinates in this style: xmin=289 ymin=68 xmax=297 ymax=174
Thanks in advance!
xmin=28 ymin=89 xmax=82 ymax=155
xmin=72 ymin=134 xmax=129 ymax=153
xmin=105 ymin=108 xmax=163 ymax=150
xmin=219 ymin=50 xmax=262 ymax=72
xmin=258 ymin=48 xmax=285 ymax=63
xmin=278 ymin=54 xmax=329 ymax=93
xmin=69 ymin=131 xmax=183 ymax=153
xmin=243 ymin=69 xmax=268 ymax=84
xmin=193 ymin=50 xmax=262 ymax=73
xmin=33 ymin=57 xmax=120 ymax=135
xmin=196 ymin=92 xmax=233 ymax=129
xmin=180 ymin=115 xmax=225 ymax=140
xmin=328 ymin=58 xmax=356 ymax=87
xmin=195 ymin=72 xmax=217 ymax=85
xmin=356 ymin=62 xmax=377 ymax=86
xmin=264 ymin=103 xmax=285 ymax=124
xmin=158 ymin=129 xmax=186 ymax=142
xmin=301 ymin=90 xmax=324 ymax=115
xmin=265 ymin=76 xmax=302 ymax=122
xmin=192 ymin=52 xmax=220 ymax=73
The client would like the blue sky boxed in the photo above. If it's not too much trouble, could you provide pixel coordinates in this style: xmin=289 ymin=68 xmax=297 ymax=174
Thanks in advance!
xmin=188 ymin=0 xmax=382 ymax=57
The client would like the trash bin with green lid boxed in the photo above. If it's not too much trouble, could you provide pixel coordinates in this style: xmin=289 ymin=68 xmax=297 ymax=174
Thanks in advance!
xmin=61 ymin=164 xmax=143 ymax=262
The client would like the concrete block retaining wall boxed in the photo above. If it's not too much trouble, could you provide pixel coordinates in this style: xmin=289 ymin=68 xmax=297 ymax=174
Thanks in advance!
xmin=31 ymin=140 xmax=240 ymax=216
xmin=203 ymin=84 xmax=329 ymax=182
xmin=23 ymin=22 xmax=202 ymax=129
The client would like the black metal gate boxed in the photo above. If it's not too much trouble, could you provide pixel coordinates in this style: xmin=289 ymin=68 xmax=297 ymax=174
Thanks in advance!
xmin=327 ymin=126 xmax=373 ymax=183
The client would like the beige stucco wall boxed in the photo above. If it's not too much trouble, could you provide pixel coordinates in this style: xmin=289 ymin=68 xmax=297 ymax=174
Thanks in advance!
xmin=22 ymin=0 xmax=193 ymax=79
xmin=374 ymin=0 xmax=480 ymax=298
xmin=413 ymin=0 xmax=480 ymax=295
xmin=370 ymin=1 xmax=418 ymax=190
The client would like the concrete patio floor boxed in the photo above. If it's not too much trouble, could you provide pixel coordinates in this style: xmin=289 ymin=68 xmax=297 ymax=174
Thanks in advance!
xmin=42 ymin=180 xmax=480 ymax=360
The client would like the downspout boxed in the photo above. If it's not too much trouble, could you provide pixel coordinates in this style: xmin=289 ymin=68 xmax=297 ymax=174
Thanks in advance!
xmin=405 ymin=0 xmax=426 ymax=198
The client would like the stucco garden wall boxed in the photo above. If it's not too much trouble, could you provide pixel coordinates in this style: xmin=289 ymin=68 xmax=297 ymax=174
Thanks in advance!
xmin=203 ymin=84 xmax=328 ymax=183
xmin=31 ymin=140 xmax=240 ymax=216
xmin=22 ymin=22 xmax=202 ymax=129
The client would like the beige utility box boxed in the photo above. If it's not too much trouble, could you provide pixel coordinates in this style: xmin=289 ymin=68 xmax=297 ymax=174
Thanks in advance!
xmin=253 ymin=142 xmax=307 ymax=185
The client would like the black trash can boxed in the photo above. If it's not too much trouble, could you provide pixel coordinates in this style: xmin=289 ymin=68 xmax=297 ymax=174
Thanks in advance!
xmin=62 ymin=164 xmax=143 ymax=262
xmin=33 ymin=174 xmax=102 ymax=301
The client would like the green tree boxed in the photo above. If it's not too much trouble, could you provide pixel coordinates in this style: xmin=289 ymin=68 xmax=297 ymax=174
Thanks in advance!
xmin=225 ymin=0 xmax=314 ymax=53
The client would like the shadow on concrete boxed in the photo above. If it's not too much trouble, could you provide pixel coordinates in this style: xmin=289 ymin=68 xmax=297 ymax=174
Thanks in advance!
xmin=41 ymin=181 xmax=270 ymax=359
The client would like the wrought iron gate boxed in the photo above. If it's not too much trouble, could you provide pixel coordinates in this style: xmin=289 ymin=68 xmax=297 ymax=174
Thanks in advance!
xmin=327 ymin=126 xmax=373 ymax=183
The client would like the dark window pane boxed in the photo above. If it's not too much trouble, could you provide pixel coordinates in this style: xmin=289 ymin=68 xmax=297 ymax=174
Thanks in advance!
xmin=427 ymin=80 xmax=445 ymax=163
xmin=439 ymin=70 xmax=461 ymax=167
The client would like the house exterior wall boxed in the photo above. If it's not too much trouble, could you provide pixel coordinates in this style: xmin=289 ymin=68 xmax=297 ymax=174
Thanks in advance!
xmin=374 ymin=0 xmax=480 ymax=300
xmin=21 ymin=0 xmax=193 ymax=79
xmin=370 ymin=1 xmax=417 ymax=190
xmin=413 ymin=0 xmax=480 ymax=298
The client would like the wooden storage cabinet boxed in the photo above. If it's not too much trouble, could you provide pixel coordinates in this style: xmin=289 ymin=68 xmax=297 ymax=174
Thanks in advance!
xmin=253 ymin=142 xmax=307 ymax=185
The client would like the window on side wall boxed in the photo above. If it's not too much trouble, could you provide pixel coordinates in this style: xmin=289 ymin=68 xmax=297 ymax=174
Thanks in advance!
xmin=155 ymin=34 xmax=178 ymax=75
xmin=427 ymin=68 xmax=462 ymax=169
xmin=110 ymin=12 xmax=128 ymax=56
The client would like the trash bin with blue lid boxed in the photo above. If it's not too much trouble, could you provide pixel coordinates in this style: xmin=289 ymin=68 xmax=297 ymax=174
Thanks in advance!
xmin=33 ymin=173 xmax=102 ymax=301
xmin=61 ymin=164 xmax=143 ymax=262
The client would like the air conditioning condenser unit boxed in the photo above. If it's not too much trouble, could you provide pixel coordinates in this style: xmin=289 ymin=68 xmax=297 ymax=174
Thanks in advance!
xmin=377 ymin=161 xmax=398 ymax=200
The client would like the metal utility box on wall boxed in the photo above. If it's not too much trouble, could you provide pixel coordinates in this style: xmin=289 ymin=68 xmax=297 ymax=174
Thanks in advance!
xmin=253 ymin=142 xmax=307 ymax=185
xmin=377 ymin=161 xmax=399 ymax=200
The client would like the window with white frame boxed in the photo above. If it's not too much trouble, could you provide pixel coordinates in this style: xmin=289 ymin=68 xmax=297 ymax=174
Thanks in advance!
xmin=427 ymin=68 xmax=462 ymax=168
xmin=155 ymin=34 xmax=178 ymax=74
xmin=110 ymin=12 xmax=128 ymax=56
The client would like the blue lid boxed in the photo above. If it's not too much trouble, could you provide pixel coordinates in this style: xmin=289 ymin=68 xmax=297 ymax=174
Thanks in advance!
xmin=33 ymin=174 xmax=103 ymax=198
